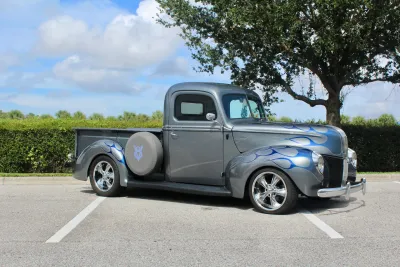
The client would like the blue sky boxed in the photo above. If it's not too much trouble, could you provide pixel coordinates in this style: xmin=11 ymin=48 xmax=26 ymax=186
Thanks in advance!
xmin=0 ymin=0 xmax=399 ymax=120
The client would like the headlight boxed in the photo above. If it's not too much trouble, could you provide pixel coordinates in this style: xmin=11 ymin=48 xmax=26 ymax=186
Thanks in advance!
xmin=312 ymin=151 xmax=324 ymax=174
xmin=348 ymin=148 xmax=357 ymax=168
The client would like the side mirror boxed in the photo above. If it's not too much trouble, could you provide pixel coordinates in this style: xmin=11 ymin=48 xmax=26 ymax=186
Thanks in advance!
xmin=206 ymin=113 xmax=216 ymax=121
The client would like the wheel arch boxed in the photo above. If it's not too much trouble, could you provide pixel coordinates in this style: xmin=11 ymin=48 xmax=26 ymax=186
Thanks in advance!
xmin=243 ymin=165 xmax=301 ymax=199
xmin=225 ymin=145 xmax=324 ymax=198
xmin=73 ymin=139 xmax=131 ymax=187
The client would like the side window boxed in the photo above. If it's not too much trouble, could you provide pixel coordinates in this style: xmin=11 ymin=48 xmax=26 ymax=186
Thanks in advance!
xmin=222 ymin=94 xmax=251 ymax=119
xmin=248 ymin=99 xmax=261 ymax=118
xmin=174 ymin=94 xmax=217 ymax=121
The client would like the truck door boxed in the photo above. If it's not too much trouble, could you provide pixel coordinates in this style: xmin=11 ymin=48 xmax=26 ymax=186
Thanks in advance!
xmin=166 ymin=91 xmax=224 ymax=186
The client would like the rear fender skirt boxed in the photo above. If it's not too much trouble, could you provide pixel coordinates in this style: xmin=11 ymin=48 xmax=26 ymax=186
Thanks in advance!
xmin=74 ymin=139 xmax=130 ymax=187
xmin=225 ymin=145 xmax=324 ymax=198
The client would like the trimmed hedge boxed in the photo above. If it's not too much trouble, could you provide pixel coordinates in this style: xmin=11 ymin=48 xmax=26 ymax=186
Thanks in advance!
xmin=342 ymin=125 xmax=400 ymax=172
xmin=0 ymin=119 xmax=398 ymax=173
xmin=0 ymin=119 xmax=163 ymax=173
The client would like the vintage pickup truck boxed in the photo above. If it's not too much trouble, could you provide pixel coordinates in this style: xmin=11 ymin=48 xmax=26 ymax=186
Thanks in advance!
xmin=71 ymin=82 xmax=366 ymax=214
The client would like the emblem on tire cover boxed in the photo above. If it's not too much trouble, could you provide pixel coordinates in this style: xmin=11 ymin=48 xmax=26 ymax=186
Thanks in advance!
xmin=134 ymin=145 xmax=143 ymax=161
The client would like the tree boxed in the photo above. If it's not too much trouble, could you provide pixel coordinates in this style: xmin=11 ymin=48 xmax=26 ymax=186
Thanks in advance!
xmin=119 ymin=111 xmax=137 ymax=121
xmin=73 ymin=111 xmax=86 ymax=120
xmin=352 ymin=116 xmax=366 ymax=125
xmin=151 ymin=110 xmax=164 ymax=120
xmin=156 ymin=0 xmax=400 ymax=126
xmin=89 ymin=113 xmax=105 ymax=120
xmin=7 ymin=110 xmax=24 ymax=119
xmin=40 ymin=114 xmax=53 ymax=119
xmin=340 ymin=115 xmax=351 ymax=125
xmin=375 ymin=113 xmax=397 ymax=126
xmin=136 ymin=114 xmax=150 ymax=122
xmin=279 ymin=116 xmax=293 ymax=123
xmin=25 ymin=113 xmax=37 ymax=119
xmin=55 ymin=110 xmax=71 ymax=119
xmin=107 ymin=116 xmax=117 ymax=121
xmin=0 ymin=110 xmax=7 ymax=119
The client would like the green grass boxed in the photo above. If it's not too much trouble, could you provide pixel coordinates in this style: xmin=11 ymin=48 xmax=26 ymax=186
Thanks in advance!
xmin=0 ymin=173 xmax=72 ymax=177
xmin=358 ymin=172 xmax=400 ymax=174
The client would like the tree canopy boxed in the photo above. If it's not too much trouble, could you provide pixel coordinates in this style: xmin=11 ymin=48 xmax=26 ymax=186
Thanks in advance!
xmin=156 ymin=0 xmax=400 ymax=126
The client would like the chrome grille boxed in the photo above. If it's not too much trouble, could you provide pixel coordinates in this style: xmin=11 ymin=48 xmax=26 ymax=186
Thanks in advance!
xmin=323 ymin=155 xmax=344 ymax=188
xmin=342 ymin=158 xmax=349 ymax=186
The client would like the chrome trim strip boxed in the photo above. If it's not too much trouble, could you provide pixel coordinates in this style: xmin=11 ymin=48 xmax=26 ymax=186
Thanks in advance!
xmin=230 ymin=129 xmax=321 ymax=136
xmin=317 ymin=178 xmax=366 ymax=200
xmin=163 ymin=125 xmax=222 ymax=132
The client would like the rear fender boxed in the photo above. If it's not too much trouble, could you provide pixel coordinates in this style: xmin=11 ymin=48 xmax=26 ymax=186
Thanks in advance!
xmin=73 ymin=139 xmax=130 ymax=187
xmin=225 ymin=145 xmax=324 ymax=198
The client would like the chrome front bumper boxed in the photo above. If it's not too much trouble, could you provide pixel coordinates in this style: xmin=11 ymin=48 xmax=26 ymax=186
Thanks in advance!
xmin=317 ymin=178 xmax=367 ymax=200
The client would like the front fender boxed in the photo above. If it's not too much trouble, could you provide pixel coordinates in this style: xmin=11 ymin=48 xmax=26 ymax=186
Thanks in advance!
xmin=73 ymin=139 xmax=131 ymax=187
xmin=225 ymin=145 xmax=324 ymax=198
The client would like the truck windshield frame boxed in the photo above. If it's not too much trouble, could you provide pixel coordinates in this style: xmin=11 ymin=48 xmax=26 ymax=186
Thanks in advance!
xmin=222 ymin=93 xmax=266 ymax=120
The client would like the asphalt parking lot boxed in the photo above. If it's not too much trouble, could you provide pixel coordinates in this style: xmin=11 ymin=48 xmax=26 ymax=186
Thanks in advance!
xmin=1 ymin=179 xmax=400 ymax=266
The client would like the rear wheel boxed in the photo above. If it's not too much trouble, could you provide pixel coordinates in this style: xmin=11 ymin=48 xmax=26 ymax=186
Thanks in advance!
xmin=89 ymin=155 xmax=121 ymax=197
xmin=248 ymin=168 xmax=298 ymax=214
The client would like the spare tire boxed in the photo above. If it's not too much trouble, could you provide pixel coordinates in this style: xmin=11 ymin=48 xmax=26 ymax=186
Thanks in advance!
xmin=124 ymin=132 xmax=163 ymax=176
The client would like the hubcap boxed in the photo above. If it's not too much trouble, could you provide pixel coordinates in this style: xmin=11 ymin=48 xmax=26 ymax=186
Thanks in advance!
xmin=251 ymin=172 xmax=287 ymax=211
xmin=93 ymin=161 xmax=114 ymax=192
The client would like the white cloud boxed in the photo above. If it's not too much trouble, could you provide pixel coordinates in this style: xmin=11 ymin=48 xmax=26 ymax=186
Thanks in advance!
xmin=0 ymin=54 xmax=19 ymax=71
xmin=35 ymin=0 xmax=182 ymax=70
xmin=152 ymin=56 xmax=190 ymax=77
xmin=342 ymin=82 xmax=400 ymax=119
xmin=0 ymin=71 xmax=49 ymax=90
xmin=52 ymin=55 xmax=148 ymax=94
xmin=23 ymin=0 xmax=184 ymax=94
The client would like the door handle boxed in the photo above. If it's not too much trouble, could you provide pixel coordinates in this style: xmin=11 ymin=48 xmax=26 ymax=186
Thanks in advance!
xmin=171 ymin=132 xmax=178 ymax=139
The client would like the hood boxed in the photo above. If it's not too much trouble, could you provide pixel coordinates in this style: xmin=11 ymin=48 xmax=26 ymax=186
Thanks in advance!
xmin=231 ymin=121 xmax=347 ymax=158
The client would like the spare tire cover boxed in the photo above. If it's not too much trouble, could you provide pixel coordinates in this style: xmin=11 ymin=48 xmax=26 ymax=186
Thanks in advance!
xmin=125 ymin=132 xmax=163 ymax=176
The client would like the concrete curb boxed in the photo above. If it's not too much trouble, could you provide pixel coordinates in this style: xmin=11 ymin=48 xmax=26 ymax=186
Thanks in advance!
xmin=1 ymin=176 xmax=88 ymax=185
xmin=1 ymin=174 xmax=399 ymax=185
xmin=358 ymin=174 xmax=400 ymax=182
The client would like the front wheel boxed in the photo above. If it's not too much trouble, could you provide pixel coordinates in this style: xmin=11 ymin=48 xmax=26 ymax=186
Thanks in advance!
xmin=248 ymin=168 xmax=298 ymax=214
xmin=89 ymin=155 xmax=121 ymax=197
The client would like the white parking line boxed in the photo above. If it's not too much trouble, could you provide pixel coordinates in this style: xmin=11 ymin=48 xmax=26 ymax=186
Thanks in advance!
xmin=394 ymin=181 xmax=400 ymax=184
xmin=299 ymin=208 xmax=344 ymax=239
xmin=46 ymin=197 xmax=106 ymax=243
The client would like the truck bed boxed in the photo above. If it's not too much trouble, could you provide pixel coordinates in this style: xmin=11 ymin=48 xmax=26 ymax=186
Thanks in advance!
xmin=74 ymin=127 xmax=163 ymax=158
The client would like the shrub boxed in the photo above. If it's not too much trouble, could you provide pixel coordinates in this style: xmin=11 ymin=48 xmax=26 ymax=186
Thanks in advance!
xmin=0 ymin=118 xmax=398 ymax=173
xmin=0 ymin=119 xmax=162 ymax=173
xmin=342 ymin=125 xmax=400 ymax=172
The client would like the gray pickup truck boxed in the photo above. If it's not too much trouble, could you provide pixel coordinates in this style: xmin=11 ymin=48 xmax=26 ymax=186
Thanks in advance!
xmin=71 ymin=82 xmax=366 ymax=214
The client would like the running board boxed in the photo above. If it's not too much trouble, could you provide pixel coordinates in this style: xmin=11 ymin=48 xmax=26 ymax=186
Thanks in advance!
xmin=127 ymin=179 xmax=232 ymax=197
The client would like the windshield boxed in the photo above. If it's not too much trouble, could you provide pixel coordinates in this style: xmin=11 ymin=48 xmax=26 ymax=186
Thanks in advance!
xmin=222 ymin=94 xmax=266 ymax=119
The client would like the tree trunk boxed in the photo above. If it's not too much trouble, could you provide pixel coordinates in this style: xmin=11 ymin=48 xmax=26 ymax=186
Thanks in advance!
xmin=325 ymin=94 xmax=341 ymax=127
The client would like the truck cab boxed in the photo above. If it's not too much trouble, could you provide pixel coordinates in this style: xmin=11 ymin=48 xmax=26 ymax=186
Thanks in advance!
xmin=163 ymin=82 xmax=263 ymax=186
xmin=72 ymin=82 xmax=366 ymax=214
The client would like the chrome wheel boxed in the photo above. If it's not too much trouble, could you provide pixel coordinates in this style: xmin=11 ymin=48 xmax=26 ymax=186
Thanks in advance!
xmin=251 ymin=171 xmax=288 ymax=211
xmin=93 ymin=161 xmax=115 ymax=192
